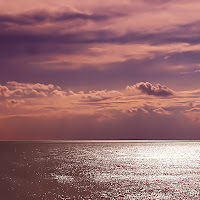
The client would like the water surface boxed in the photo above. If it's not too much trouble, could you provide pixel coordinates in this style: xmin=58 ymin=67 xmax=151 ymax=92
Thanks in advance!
xmin=0 ymin=141 xmax=200 ymax=199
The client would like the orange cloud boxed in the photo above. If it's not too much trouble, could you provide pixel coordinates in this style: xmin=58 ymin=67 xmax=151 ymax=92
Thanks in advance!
xmin=0 ymin=80 xmax=200 ymax=126
xmin=126 ymin=82 xmax=174 ymax=97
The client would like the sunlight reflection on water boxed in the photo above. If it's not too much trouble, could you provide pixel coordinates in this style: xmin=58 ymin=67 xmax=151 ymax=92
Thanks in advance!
xmin=0 ymin=141 xmax=200 ymax=199
xmin=47 ymin=142 xmax=200 ymax=199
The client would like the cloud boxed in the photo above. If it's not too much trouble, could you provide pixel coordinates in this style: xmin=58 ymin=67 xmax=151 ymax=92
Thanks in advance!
xmin=125 ymin=107 xmax=149 ymax=114
xmin=50 ymin=90 xmax=67 ymax=96
xmin=81 ymin=90 xmax=122 ymax=102
xmin=9 ymin=100 xmax=18 ymax=104
xmin=7 ymin=81 xmax=55 ymax=90
xmin=0 ymin=81 xmax=67 ymax=99
xmin=126 ymin=82 xmax=174 ymax=97
xmin=25 ymin=89 xmax=47 ymax=97
xmin=6 ymin=99 xmax=24 ymax=105
xmin=1 ymin=1 xmax=200 ymax=139
xmin=0 ymin=80 xmax=199 ymax=123
xmin=3 ymin=0 xmax=200 ymax=73
xmin=8 ymin=99 xmax=19 ymax=104
xmin=0 ymin=10 xmax=110 ymax=26
xmin=0 ymin=86 xmax=10 ymax=97
xmin=3 ymin=2 xmax=200 ymax=77
xmin=178 ymin=89 xmax=200 ymax=97
xmin=186 ymin=107 xmax=200 ymax=112
xmin=153 ymin=107 xmax=169 ymax=114
xmin=2 ymin=106 xmax=200 ymax=140
xmin=1 ymin=79 xmax=200 ymax=140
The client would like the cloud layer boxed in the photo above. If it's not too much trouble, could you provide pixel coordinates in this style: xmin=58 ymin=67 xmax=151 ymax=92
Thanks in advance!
xmin=0 ymin=80 xmax=200 ymax=139
xmin=1 ymin=1 xmax=200 ymax=139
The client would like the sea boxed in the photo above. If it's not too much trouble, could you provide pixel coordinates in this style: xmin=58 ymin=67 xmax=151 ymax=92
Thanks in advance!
xmin=0 ymin=141 xmax=200 ymax=200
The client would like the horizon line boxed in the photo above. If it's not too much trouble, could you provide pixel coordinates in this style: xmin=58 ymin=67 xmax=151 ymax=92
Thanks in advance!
xmin=1 ymin=140 xmax=200 ymax=143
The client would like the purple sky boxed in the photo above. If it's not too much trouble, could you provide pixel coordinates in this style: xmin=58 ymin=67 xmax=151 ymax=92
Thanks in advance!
xmin=1 ymin=0 xmax=200 ymax=139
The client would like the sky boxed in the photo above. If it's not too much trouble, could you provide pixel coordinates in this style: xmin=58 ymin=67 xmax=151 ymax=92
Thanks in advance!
xmin=1 ymin=0 xmax=200 ymax=140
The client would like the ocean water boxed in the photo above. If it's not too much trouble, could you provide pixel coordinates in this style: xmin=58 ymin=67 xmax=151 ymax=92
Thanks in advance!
xmin=0 ymin=141 xmax=200 ymax=200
